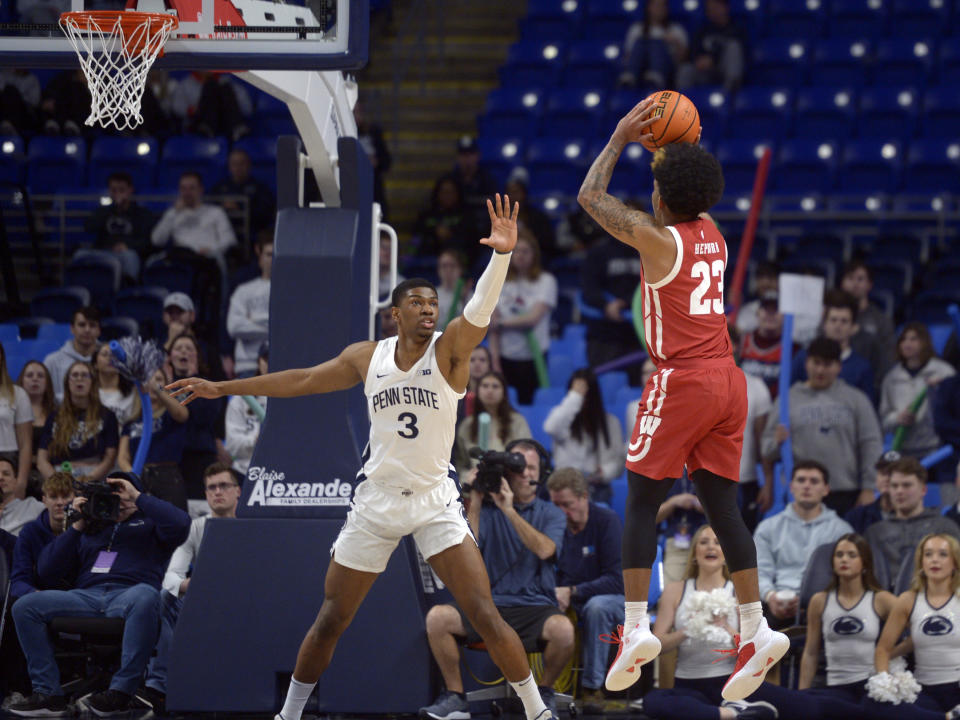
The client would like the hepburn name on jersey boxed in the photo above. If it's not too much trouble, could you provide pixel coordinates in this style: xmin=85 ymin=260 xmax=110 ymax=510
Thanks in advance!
xmin=371 ymin=384 xmax=441 ymax=413
xmin=694 ymin=241 xmax=721 ymax=255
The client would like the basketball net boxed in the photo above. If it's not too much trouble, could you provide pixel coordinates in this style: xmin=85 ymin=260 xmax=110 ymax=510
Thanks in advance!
xmin=60 ymin=10 xmax=179 ymax=131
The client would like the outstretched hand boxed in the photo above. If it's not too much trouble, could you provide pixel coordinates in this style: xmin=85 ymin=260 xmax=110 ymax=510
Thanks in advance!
xmin=612 ymin=97 xmax=660 ymax=146
xmin=479 ymin=193 xmax=520 ymax=254
xmin=165 ymin=377 xmax=223 ymax=405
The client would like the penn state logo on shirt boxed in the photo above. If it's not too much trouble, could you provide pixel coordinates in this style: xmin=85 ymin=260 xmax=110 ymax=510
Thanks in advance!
xmin=831 ymin=616 xmax=865 ymax=635
xmin=921 ymin=615 xmax=954 ymax=636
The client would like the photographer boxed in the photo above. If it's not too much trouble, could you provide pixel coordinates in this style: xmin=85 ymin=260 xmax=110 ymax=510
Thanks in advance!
xmin=7 ymin=471 xmax=190 ymax=717
xmin=421 ymin=440 xmax=573 ymax=720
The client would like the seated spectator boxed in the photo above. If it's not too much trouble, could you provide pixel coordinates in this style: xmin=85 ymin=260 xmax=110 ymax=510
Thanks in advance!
xmin=676 ymin=0 xmax=748 ymax=92
xmin=505 ymin=169 xmax=559 ymax=266
xmin=657 ymin=472 xmax=706 ymax=583
xmin=38 ymin=69 xmax=89 ymax=136
xmin=454 ymin=371 xmax=531 ymax=477
xmin=167 ymin=334 xmax=227 ymax=503
xmin=436 ymin=249 xmax=472 ymax=332
xmin=735 ymin=262 xmax=779 ymax=337
xmin=224 ymin=344 xmax=268 ymax=477
xmin=421 ymin=441 xmax=572 ymax=720
xmin=864 ymin=457 xmax=960 ymax=583
xmin=0 ymin=456 xmax=43 ymax=537
xmin=95 ymin=343 xmax=138 ymax=426
xmin=580 ymin=226 xmax=645 ymax=385
xmin=547 ymin=467 xmax=624 ymax=711
xmin=840 ymin=260 xmax=896 ymax=389
xmin=226 ymin=234 xmax=271 ymax=379
xmin=880 ymin=323 xmax=956 ymax=480
xmin=619 ymin=0 xmax=689 ymax=89
xmin=792 ymin=290 xmax=875 ymax=404
xmin=354 ymin=99 xmax=392 ymax=219
xmin=755 ymin=461 xmax=853 ymax=628
xmin=118 ymin=368 xmax=189 ymax=511
xmin=412 ymin=174 xmax=478 ymax=266
xmin=377 ymin=231 xmax=406 ymax=303
xmin=845 ymin=450 xmax=900 ymax=535
xmin=762 ymin=338 xmax=883 ymax=516
xmin=151 ymin=171 xmax=237 ymax=264
xmin=139 ymin=462 xmax=240 ymax=712
xmin=81 ymin=171 xmax=156 ymax=281
xmin=168 ymin=71 xmax=251 ymax=141
xmin=490 ymin=231 xmax=557 ymax=405
xmin=37 ymin=360 xmax=118 ymax=483
xmin=544 ymin=369 xmax=624 ymax=504
xmin=43 ymin=306 xmax=101 ymax=404
xmin=798 ymin=534 xmax=896 ymax=705
xmin=1 ymin=342 xmax=34 ymax=499
xmin=16 ymin=361 xmax=56 ymax=486
xmin=377 ymin=305 xmax=398 ymax=339
xmin=7 ymin=471 xmax=190 ymax=717
xmin=740 ymin=292 xmax=797 ymax=400
xmin=210 ymin=148 xmax=276 ymax=241
xmin=0 ymin=69 xmax=41 ymax=137
xmin=459 ymin=346 xmax=492 ymax=421
xmin=449 ymin=135 xmax=498 ymax=243
xmin=10 ymin=471 xmax=74 ymax=599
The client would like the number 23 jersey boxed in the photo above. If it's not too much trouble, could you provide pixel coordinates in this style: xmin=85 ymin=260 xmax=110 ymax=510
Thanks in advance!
xmin=362 ymin=332 xmax=465 ymax=492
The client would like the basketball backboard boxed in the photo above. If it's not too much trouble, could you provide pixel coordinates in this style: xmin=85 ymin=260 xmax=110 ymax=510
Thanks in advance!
xmin=0 ymin=0 xmax=367 ymax=70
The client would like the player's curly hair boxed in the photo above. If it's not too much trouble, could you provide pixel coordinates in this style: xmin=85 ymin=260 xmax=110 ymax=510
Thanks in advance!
xmin=650 ymin=143 xmax=724 ymax=220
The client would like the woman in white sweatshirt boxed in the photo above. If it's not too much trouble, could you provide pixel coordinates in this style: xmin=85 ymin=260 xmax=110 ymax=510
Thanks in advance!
xmin=544 ymin=368 xmax=624 ymax=504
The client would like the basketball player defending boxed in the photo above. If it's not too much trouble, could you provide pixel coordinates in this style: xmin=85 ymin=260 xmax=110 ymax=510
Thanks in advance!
xmin=167 ymin=195 xmax=555 ymax=720
xmin=577 ymin=98 xmax=789 ymax=700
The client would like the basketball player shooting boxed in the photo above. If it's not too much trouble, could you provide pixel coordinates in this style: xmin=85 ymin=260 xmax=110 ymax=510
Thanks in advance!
xmin=577 ymin=97 xmax=789 ymax=700
xmin=166 ymin=194 xmax=558 ymax=720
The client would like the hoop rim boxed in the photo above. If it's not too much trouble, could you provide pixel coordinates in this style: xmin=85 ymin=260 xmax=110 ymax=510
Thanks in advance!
xmin=59 ymin=9 xmax=179 ymax=31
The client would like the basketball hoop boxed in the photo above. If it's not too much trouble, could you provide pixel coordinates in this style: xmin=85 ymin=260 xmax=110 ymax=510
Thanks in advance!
xmin=60 ymin=10 xmax=178 ymax=131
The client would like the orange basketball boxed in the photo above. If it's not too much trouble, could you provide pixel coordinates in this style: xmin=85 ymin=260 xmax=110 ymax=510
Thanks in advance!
xmin=639 ymin=90 xmax=700 ymax=152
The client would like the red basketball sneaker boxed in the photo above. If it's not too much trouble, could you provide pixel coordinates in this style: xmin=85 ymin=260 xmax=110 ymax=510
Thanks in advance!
xmin=601 ymin=620 xmax=662 ymax=692
xmin=719 ymin=619 xmax=790 ymax=701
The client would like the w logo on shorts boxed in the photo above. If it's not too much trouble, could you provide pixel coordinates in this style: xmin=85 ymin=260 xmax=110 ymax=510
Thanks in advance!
xmin=628 ymin=370 xmax=673 ymax=463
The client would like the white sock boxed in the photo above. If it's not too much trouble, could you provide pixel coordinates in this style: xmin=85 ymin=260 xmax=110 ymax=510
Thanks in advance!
xmin=739 ymin=601 xmax=763 ymax=640
xmin=624 ymin=601 xmax=648 ymax=631
xmin=510 ymin=672 xmax=547 ymax=720
xmin=279 ymin=677 xmax=316 ymax=720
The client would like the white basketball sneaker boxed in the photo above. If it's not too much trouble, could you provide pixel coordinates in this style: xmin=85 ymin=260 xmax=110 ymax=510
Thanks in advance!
xmin=720 ymin=618 xmax=790 ymax=701
xmin=602 ymin=619 xmax=662 ymax=692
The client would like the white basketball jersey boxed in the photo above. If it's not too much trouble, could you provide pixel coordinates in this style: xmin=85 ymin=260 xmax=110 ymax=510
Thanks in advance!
xmin=674 ymin=579 xmax=738 ymax=679
xmin=360 ymin=333 xmax=464 ymax=493
xmin=910 ymin=591 xmax=960 ymax=686
xmin=822 ymin=590 xmax=880 ymax=685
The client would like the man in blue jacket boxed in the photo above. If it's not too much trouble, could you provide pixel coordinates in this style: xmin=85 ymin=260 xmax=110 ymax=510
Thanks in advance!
xmin=10 ymin=472 xmax=75 ymax=599
xmin=8 ymin=471 xmax=190 ymax=718
xmin=547 ymin=467 xmax=625 ymax=711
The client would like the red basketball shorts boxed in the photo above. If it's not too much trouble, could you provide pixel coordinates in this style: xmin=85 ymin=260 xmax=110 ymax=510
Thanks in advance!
xmin=626 ymin=364 xmax=748 ymax=482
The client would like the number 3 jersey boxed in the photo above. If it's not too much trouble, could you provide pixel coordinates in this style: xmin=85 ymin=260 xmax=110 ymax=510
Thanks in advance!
xmin=361 ymin=332 xmax=465 ymax=493
xmin=641 ymin=218 xmax=734 ymax=368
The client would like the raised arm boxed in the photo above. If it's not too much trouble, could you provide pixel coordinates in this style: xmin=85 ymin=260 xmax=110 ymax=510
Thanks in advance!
xmin=166 ymin=340 xmax=375 ymax=405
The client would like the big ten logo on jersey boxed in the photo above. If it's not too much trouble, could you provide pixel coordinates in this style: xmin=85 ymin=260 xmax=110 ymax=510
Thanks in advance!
xmin=245 ymin=466 xmax=353 ymax=507
xmin=628 ymin=369 xmax=674 ymax=462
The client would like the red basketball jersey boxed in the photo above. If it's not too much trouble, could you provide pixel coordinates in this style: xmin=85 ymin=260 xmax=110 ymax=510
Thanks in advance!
xmin=640 ymin=218 xmax=734 ymax=367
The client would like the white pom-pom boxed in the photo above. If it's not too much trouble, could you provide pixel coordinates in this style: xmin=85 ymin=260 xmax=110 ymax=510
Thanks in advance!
xmin=888 ymin=656 xmax=908 ymax=675
xmin=676 ymin=588 xmax=738 ymax=646
xmin=894 ymin=669 xmax=921 ymax=704
xmin=866 ymin=666 xmax=921 ymax=704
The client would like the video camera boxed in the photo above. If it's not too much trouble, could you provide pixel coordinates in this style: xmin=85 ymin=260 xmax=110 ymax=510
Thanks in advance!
xmin=468 ymin=447 xmax=527 ymax=496
xmin=64 ymin=478 xmax=121 ymax=531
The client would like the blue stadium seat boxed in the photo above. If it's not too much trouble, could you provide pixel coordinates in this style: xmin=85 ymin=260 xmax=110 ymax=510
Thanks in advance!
xmin=829 ymin=0 xmax=888 ymax=38
xmin=929 ymin=323 xmax=954 ymax=356
xmin=605 ymin=142 xmax=652 ymax=197
xmin=478 ymin=87 xmax=545 ymax=139
xmin=232 ymin=137 xmax=278 ymax=189
xmin=88 ymin=136 xmax=158 ymax=191
xmin=857 ymin=87 xmax=919 ymax=142
xmin=529 ymin=191 xmax=574 ymax=223
xmin=499 ymin=41 xmax=566 ymax=87
xmin=30 ymin=286 xmax=91 ymax=323
xmin=941 ymin=43 xmax=960 ymax=81
xmin=715 ymin=139 xmax=776 ymax=194
xmin=793 ymin=87 xmax=857 ymax=141
xmin=0 ymin=136 xmax=25 ymax=185
xmin=840 ymin=140 xmax=903 ymax=192
xmin=525 ymin=137 xmax=589 ymax=195
xmin=544 ymin=87 xmax=608 ymax=138
xmin=12 ymin=316 xmax=55 ymax=340
xmin=750 ymin=38 xmax=809 ymax=86
xmin=683 ymin=87 xmax=729 ymax=138
xmin=141 ymin=256 xmax=195 ymax=296
xmin=891 ymin=0 xmax=953 ymax=38
xmin=26 ymin=137 xmax=87 ymax=193
xmin=100 ymin=316 xmax=139 ymax=341
xmin=16 ymin=339 xmax=61 ymax=364
xmin=562 ymin=39 xmax=621 ymax=87
xmin=583 ymin=0 xmax=642 ymax=43
xmin=63 ymin=254 xmax=121 ymax=307
xmin=910 ymin=291 xmax=960 ymax=324
xmin=0 ymin=324 xmax=19 ymax=344
xmin=521 ymin=0 xmax=581 ymax=41
xmin=156 ymin=136 xmax=229 ymax=190
xmin=250 ymin=93 xmax=296 ymax=138
xmin=518 ymin=401 xmax=554 ymax=453
xmin=547 ymin=352 xmax=575 ymax=389
xmin=476 ymin=136 xmax=526 ymax=187
xmin=533 ymin=386 xmax=566 ymax=407
xmin=598 ymin=370 xmax=628 ymax=409
xmin=868 ymin=260 xmax=913 ymax=298
xmin=113 ymin=286 xmax=168 ymax=339
xmin=562 ymin=324 xmax=587 ymax=345
xmin=811 ymin=37 xmax=872 ymax=88
xmin=765 ymin=0 xmax=826 ymax=39
xmin=5 ymin=353 xmax=27 ymax=380
xmin=905 ymin=139 xmax=960 ymax=194
xmin=728 ymin=87 xmax=794 ymax=140
xmin=875 ymin=38 xmax=936 ymax=87
xmin=922 ymin=86 xmax=960 ymax=138
xmin=35 ymin=323 xmax=72 ymax=344
xmin=774 ymin=139 xmax=839 ymax=194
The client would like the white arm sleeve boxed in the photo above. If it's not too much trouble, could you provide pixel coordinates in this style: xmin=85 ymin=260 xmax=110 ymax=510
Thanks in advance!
xmin=462 ymin=250 xmax=512 ymax=327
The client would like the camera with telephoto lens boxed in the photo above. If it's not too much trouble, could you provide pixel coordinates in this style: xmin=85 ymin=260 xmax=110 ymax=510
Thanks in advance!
xmin=469 ymin=448 xmax=527 ymax=496
xmin=64 ymin=479 xmax=121 ymax=531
